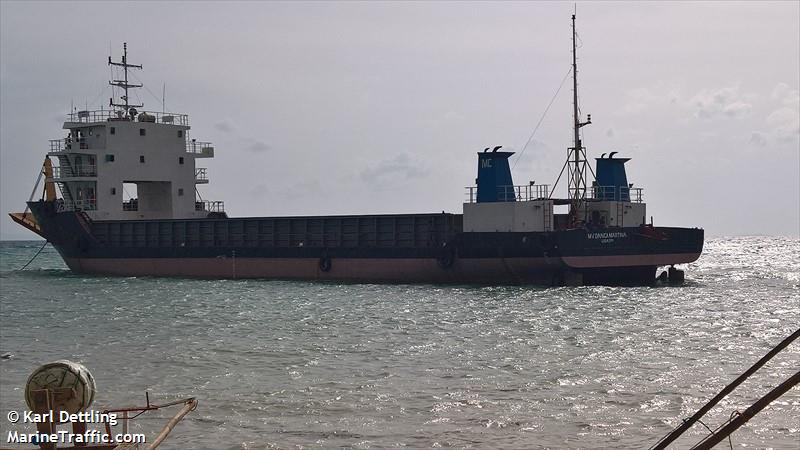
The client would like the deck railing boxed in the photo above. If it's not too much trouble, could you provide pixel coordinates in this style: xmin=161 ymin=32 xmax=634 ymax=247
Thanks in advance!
xmin=195 ymin=168 xmax=208 ymax=182
xmin=56 ymin=199 xmax=97 ymax=212
xmin=49 ymin=139 xmax=66 ymax=152
xmin=186 ymin=140 xmax=214 ymax=155
xmin=49 ymin=137 xmax=91 ymax=152
xmin=465 ymin=184 xmax=550 ymax=203
xmin=196 ymin=200 xmax=224 ymax=213
xmin=51 ymin=165 xmax=97 ymax=178
xmin=590 ymin=185 xmax=644 ymax=202
xmin=66 ymin=109 xmax=189 ymax=126
xmin=123 ymin=199 xmax=139 ymax=211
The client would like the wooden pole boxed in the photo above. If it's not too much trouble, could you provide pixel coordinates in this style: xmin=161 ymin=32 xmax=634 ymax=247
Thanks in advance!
xmin=143 ymin=399 xmax=197 ymax=450
xmin=652 ymin=328 xmax=800 ymax=450
xmin=691 ymin=370 xmax=800 ymax=450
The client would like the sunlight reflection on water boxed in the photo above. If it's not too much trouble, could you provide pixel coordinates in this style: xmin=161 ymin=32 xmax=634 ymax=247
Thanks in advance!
xmin=0 ymin=237 xmax=798 ymax=449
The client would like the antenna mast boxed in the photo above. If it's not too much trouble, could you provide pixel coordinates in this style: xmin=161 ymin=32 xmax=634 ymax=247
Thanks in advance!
xmin=567 ymin=13 xmax=591 ymax=222
xmin=108 ymin=42 xmax=143 ymax=117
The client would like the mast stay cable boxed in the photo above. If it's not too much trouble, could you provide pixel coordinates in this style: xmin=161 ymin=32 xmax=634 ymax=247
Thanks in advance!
xmin=512 ymin=66 xmax=573 ymax=170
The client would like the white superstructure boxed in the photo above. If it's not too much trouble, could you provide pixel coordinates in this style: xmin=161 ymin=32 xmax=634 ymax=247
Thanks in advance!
xmin=45 ymin=44 xmax=222 ymax=221
xmin=462 ymin=183 xmax=646 ymax=232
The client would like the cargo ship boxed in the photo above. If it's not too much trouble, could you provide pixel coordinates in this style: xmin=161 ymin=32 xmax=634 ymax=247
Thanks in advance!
xmin=9 ymin=16 xmax=703 ymax=285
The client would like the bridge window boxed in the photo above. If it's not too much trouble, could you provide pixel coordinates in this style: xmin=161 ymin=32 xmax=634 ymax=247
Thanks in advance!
xmin=178 ymin=130 xmax=183 ymax=138
xmin=110 ymin=187 xmax=116 ymax=195
xmin=178 ymin=188 xmax=184 ymax=196
xmin=105 ymin=154 xmax=115 ymax=162
xmin=179 ymin=157 xmax=184 ymax=165
xmin=110 ymin=127 xmax=115 ymax=135
xmin=139 ymin=128 xmax=146 ymax=136
xmin=139 ymin=155 xmax=145 ymax=163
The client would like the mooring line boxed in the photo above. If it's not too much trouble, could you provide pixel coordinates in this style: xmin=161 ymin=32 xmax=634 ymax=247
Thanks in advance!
xmin=20 ymin=240 xmax=48 ymax=270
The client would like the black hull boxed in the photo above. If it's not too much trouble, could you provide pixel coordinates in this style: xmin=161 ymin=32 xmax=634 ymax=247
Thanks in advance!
xmin=25 ymin=201 xmax=703 ymax=285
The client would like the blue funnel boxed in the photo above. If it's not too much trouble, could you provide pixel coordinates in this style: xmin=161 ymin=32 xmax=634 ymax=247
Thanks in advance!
xmin=595 ymin=156 xmax=630 ymax=201
xmin=476 ymin=151 xmax=515 ymax=202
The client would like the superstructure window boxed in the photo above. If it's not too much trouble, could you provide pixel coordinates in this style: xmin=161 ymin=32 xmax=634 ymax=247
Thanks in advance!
xmin=178 ymin=188 xmax=184 ymax=196
xmin=105 ymin=154 xmax=115 ymax=162
xmin=139 ymin=155 xmax=145 ymax=163
xmin=179 ymin=157 xmax=184 ymax=165
xmin=139 ymin=128 xmax=146 ymax=136
xmin=178 ymin=130 xmax=183 ymax=138
xmin=110 ymin=187 xmax=116 ymax=195
xmin=110 ymin=127 xmax=116 ymax=135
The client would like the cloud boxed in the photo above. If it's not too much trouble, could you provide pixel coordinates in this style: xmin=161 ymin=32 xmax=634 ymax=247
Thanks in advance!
xmin=748 ymin=131 xmax=767 ymax=147
xmin=243 ymin=138 xmax=271 ymax=153
xmin=621 ymin=87 xmax=662 ymax=114
xmin=620 ymin=84 xmax=761 ymax=121
xmin=690 ymin=86 xmax=753 ymax=119
xmin=214 ymin=120 xmax=235 ymax=133
xmin=360 ymin=153 xmax=429 ymax=184
xmin=619 ymin=84 xmax=680 ymax=115
xmin=771 ymin=82 xmax=800 ymax=107
xmin=722 ymin=101 xmax=752 ymax=117
xmin=766 ymin=107 xmax=800 ymax=142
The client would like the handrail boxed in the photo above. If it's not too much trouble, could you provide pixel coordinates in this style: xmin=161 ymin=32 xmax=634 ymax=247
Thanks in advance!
xmin=186 ymin=140 xmax=214 ymax=154
xmin=66 ymin=109 xmax=189 ymax=126
xmin=465 ymin=184 xmax=551 ymax=203
xmin=49 ymin=137 xmax=93 ymax=152
xmin=49 ymin=139 xmax=65 ymax=152
xmin=51 ymin=165 xmax=97 ymax=178
xmin=195 ymin=200 xmax=224 ymax=212
xmin=590 ymin=185 xmax=644 ymax=203
xmin=123 ymin=199 xmax=139 ymax=211
xmin=56 ymin=198 xmax=97 ymax=212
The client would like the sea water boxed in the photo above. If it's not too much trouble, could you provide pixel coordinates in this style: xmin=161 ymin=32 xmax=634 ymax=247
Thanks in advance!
xmin=0 ymin=237 xmax=797 ymax=449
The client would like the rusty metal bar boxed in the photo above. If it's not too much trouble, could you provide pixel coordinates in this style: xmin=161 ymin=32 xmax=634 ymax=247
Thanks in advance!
xmin=103 ymin=397 xmax=194 ymax=414
xmin=690 ymin=370 xmax=800 ymax=450
xmin=651 ymin=328 xmax=800 ymax=450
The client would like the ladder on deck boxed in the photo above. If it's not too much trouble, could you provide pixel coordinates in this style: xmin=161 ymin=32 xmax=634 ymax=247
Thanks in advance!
xmin=544 ymin=201 xmax=553 ymax=231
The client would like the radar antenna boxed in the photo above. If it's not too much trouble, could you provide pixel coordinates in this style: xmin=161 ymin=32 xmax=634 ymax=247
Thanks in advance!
xmin=108 ymin=42 xmax=143 ymax=118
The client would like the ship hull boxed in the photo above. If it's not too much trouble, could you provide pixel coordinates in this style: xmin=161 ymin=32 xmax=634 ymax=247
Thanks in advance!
xmin=61 ymin=256 xmax=562 ymax=284
xmin=23 ymin=201 xmax=703 ymax=285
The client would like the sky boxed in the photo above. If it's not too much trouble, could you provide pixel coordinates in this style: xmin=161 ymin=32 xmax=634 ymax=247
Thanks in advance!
xmin=1 ymin=1 xmax=798 ymax=240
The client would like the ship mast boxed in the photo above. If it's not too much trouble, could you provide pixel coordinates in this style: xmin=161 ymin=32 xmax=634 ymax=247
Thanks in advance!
xmin=108 ymin=43 xmax=143 ymax=118
xmin=568 ymin=13 xmax=591 ymax=221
